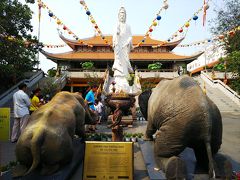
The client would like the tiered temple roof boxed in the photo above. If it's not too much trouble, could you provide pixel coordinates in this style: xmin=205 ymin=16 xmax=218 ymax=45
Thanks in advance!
xmin=41 ymin=35 xmax=203 ymax=63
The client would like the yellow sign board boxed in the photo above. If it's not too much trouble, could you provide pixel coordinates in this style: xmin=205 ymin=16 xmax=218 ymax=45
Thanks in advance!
xmin=0 ymin=108 xmax=10 ymax=141
xmin=83 ymin=141 xmax=133 ymax=180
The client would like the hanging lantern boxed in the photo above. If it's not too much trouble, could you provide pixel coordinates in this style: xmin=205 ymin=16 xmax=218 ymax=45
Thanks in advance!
xmin=179 ymin=28 xmax=183 ymax=33
xmin=219 ymin=35 xmax=224 ymax=39
xmin=163 ymin=2 xmax=169 ymax=10
xmin=80 ymin=0 xmax=85 ymax=5
xmin=149 ymin=28 xmax=153 ymax=32
xmin=48 ymin=12 xmax=53 ymax=17
xmin=156 ymin=15 xmax=161 ymax=21
xmin=204 ymin=4 xmax=209 ymax=11
xmin=185 ymin=22 xmax=190 ymax=28
xmin=142 ymin=39 xmax=145 ymax=43
xmin=208 ymin=39 xmax=211 ymax=42
xmin=86 ymin=11 xmax=91 ymax=16
xmin=68 ymin=31 xmax=72 ymax=34
xmin=167 ymin=39 xmax=170 ymax=42
xmin=57 ymin=20 xmax=61 ymax=25
xmin=95 ymin=25 xmax=98 ymax=29
xmin=153 ymin=21 xmax=157 ymax=26
xmin=193 ymin=15 xmax=198 ymax=21
xmin=91 ymin=19 xmax=95 ymax=23
xmin=229 ymin=31 xmax=235 ymax=36
xmin=38 ymin=3 xmax=43 ymax=8
xmin=102 ymin=36 xmax=105 ymax=39
xmin=75 ymin=37 xmax=79 ymax=40
xmin=63 ymin=26 xmax=67 ymax=30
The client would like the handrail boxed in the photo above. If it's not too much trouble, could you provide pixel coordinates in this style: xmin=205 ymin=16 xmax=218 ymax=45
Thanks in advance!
xmin=66 ymin=68 xmax=176 ymax=72
xmin=201 ymin=71 xmax=240 ymax=105
xmin=0 ymin=70 xmax=44 ymax=107
xmin=53 ymin=73 xmax=68 ymax=89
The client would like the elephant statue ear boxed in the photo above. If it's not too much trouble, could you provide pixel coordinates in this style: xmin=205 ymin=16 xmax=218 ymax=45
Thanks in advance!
xmin=138 ymin=90 xmax=152 ymax=120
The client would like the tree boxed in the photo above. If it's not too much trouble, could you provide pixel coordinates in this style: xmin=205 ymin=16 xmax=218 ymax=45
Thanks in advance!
xmin=211 ymin=0 xmax=240 ymax=93
xmin=0 ymin=0 xmax=39 ymax=92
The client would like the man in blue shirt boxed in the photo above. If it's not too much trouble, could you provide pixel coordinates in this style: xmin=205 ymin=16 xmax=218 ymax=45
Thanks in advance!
xmin=85 ymin=85 xmax=98 ymax=131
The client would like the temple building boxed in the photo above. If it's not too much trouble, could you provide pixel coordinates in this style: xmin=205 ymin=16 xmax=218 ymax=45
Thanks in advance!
xmin=41 ymin=34 xmax=203 ymax=91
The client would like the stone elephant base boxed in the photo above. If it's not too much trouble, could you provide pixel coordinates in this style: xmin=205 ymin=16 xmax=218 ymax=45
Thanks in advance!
xmin=10 ymin=138 xmax=85 ymax=180
xmin=139 ymin=139 xmax=233 ymax=180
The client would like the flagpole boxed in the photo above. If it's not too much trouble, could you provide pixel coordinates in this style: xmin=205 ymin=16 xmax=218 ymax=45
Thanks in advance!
xmin=37 ymin=2 xmax=42 ymax=70
xmin=202 ymin=0 xmax=208 ymax=95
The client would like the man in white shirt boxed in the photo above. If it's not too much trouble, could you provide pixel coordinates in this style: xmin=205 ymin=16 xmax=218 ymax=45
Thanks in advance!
xmin=11 ymin=83 xmax=31 ymax=143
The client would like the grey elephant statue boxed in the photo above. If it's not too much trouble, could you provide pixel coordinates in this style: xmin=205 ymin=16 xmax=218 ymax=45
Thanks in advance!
xmin=13 ymin=91 xmax=97 ymax=177
xmin=138 ymin=75 xmax=230 ymax=179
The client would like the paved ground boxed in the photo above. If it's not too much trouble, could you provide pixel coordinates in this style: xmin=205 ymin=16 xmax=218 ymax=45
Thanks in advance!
xmin=0 ymin=112 xmax=239 ymax=179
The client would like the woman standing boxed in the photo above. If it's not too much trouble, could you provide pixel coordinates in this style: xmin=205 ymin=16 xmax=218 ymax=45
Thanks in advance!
xmin=29 ymin=88 xmax=42 ymax=114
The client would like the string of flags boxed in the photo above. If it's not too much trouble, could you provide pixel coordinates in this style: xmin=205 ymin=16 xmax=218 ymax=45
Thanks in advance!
xmin=152 ymin=0 xmax=211 ymax=49
xmin=43 ymin=44 xmax=66 ymax=48
xmin=36 ymin=0 xmax=239 ymax=49
xmin=37 ymin=0 xmax=93 ymax=47
xmin=178 ymin=25 xmax=240 ymax=48
xmin=134 ymin=0 xmax=169 ymax=48
xmin=79 ymin=0 xmax=111 ymax=46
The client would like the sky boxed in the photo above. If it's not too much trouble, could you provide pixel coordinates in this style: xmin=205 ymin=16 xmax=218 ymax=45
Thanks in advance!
xmin=21 ymin=0 xmax=225 ymax=73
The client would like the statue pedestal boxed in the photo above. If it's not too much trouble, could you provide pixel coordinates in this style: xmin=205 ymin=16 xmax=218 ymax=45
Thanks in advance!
xmin=105 ymin=93 xmax=135 ymax=142
xmin=112 ymin=125 xmax=123 ymax=142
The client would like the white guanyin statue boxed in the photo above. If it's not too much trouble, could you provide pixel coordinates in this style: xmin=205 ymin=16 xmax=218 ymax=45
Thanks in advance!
xmin=102 ymin=6 xmax=141 ymax=94
xmin=112 ymin=6 xmax=133 ymax=93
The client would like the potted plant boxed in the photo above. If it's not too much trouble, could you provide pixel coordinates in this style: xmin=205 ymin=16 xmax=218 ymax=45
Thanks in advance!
xmin=125 ymin=133 xmax=131 ymax=142
xmin=137 ymin=133 xmax=143 ymax=141
xmin=131 ymin=133 xmax=137 ymax=142
xmin=101 ymin=134 xmax=108 ymax=141
xmin=107 ymin=134 xmax=112 ymax=142
xmin=82 ymin=61 xmax=94 ymax=70
xmin=0 ymin=161 xmax=18 ymax=176
xmin=148 ymin=62 xmax=162 ymax=71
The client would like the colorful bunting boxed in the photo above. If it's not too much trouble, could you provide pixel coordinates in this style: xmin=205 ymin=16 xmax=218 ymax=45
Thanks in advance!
xmin=79 ymin=0 xmax=111 ymax=47
xmin=37 ymin=0 xmax=93 ymax=48
xmin=134 ymin=0 xmax=169 ymax=48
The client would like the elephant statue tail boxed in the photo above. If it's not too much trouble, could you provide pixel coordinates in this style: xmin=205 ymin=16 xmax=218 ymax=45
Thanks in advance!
xmin=204 ymin=109 xmax=216 ymax=178
xmin=25 ymin=125 xmax=45 ymax=175
xmin=205 ymin=140 xmax=216 ymax=178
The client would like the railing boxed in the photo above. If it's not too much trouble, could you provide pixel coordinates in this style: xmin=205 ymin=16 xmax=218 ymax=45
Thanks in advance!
xmin=201 ymin=71 xmax=240 ymax=106
xmin=0 ymin=71 xmax=45 ymax=107
xmin=53 ymin=73 xmax=68 ymax=89
xmin=66 ymin=68 xmax=178 ymax=79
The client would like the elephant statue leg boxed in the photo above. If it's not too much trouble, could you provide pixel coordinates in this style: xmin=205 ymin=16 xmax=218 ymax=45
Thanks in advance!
xmin=192 ymin=141 xmax=209 ymax=172
xmin=144 ymin=122 xmax=156 ymax=141
xmin=154 ymin=155 xmax=187 ymax=179
xmin=154 ymin=128 xmax=187 ymax=179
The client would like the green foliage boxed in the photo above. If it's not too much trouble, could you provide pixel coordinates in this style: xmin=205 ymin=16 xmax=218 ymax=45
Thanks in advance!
xmin=213 ymin=63 xmax=225 ymax=71
xmin=85 ymin=133 xmax=112 ymax=141
xmin=84 ymin=73 xmax=100 ymax=87
xmin=148 ymin=62 xmax=162 ymax=70
xmin=224 ymin=51 xmax=240 ymax=74
xmin=127 ymin=73 xmax=135 ymax=86
xmin=82 ymin=61 xmax=94 ymax=70
xmin=210 ymin=0 xmax=240 ymax=53
xmin=211 ymin=0 xmax=240 ymax=94
xmin=40 ymin=78 xmax=60 ymax=99
xmin=47 ymin=67 xmax=57 ymax=77
xmin=0 ymin=0 xmax=38 ymax=90
xmin=0 ymin=161 xmax=18 ymax=172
